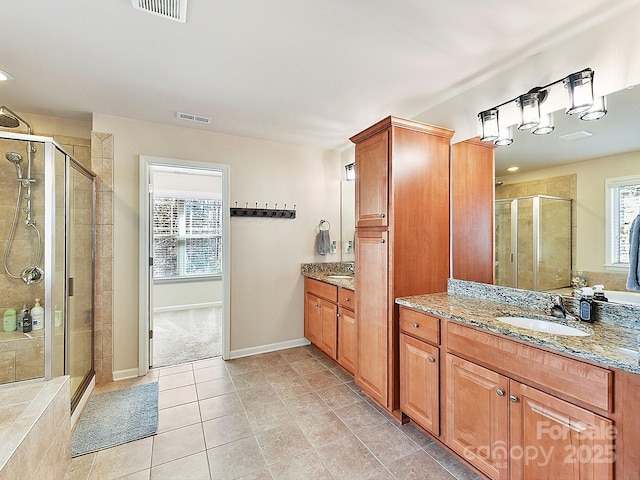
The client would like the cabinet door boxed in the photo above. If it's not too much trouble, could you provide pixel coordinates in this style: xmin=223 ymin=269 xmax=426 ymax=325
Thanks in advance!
xmin=355 ymin=229 xmax=389 ymax=407
xmin=400 ymin=333 xmax=439 ymax=436
xmin=304 ymin=293 xmax=322 ymax=347
xmin=509 ymin=382 xmax=613 ymax=480
xmin=320 ymin=299 xmax=337 ymax=360
xmin=337 ymin=307 xmax=356 ymax=375
xmin=356 ymin=130 xmax=388 ymax=228
xmin=446 ymin=354 xmax=509 ymax=480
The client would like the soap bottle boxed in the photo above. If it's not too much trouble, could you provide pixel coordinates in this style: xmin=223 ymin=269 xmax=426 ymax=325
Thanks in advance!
xmin=593 ymin=285 xmax=608 ymax=302
xmin=579 ymin=287 xmax=596 ymax=323
xmin=17 ymin=301 xmax=27 ymax=330
xmin=31 ymin=299 xmax=44 ymax=331
xmin=54 ymin=305 xmax=62 ymax=328
xmin=22 ymin=306 xmax=32 ymax=333
xmin=3 ymin=308 xmax=17 ymax=332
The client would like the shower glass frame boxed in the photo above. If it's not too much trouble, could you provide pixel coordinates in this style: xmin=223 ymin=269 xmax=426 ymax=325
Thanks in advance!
xmin=495 ymin=194 xmax=573 ymax=291
xmin=0 ymin=130 xmax=95 ymax=406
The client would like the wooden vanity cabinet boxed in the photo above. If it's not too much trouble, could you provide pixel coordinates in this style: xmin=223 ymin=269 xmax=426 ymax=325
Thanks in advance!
xmin=399 ymin=307 xmax=441 ymax=436
xmin=304 ymin=278 xmax=338 ymax=359
xmin=445 ymin=322 xmax=614 ymax=480
xmin=351 ymin=116 xmax=454 ymax=416
xmin=337 ymin=287 xmax=357 ymax=375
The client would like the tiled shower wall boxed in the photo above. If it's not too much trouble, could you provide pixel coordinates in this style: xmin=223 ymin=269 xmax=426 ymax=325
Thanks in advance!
xmin=91 ymin=133 xmax=114 ymax=384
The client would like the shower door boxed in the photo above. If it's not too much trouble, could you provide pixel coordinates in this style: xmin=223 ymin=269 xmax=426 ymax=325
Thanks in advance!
xmin=66 ymin=159 xmax=95 ymax=410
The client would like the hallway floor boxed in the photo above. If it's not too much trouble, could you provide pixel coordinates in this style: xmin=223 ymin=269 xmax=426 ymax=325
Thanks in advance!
xmin=64 ymin=345 xmax=480 ymax=480
xmin=152 ymin=307 xmax=222 ymax=367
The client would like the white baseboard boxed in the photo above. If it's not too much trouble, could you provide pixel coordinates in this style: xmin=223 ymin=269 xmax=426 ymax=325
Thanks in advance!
xmin=113 ymin=368 xmax=141 ymax=381
xmin=153 ymin=301 xmax=221 ymax=313
xmin=229 ymin=338 xmax=311 ymax=359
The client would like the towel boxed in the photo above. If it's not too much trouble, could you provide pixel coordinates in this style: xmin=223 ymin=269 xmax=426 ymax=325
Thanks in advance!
xmin=316 ymin=229 xmax=331 ymax=255
xmin=626 ymin=214 xmax=640 ymax=291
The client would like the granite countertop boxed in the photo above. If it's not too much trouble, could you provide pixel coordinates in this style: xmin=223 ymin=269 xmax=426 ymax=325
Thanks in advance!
xmin=396 ymin=292 xmax=640 ymax=375
xmin=303 ymin=271 xmax=355 ymax=290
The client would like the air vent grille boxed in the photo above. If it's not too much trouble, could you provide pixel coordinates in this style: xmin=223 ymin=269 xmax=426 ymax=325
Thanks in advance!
xmin=132 ymin=0 xmax=187 ymax=23
xmin=177 ymin=112 xmax=213 ymax=124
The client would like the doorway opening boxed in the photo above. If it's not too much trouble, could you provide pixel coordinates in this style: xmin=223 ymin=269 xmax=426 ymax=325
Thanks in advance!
xmin=139 ymin=156 xmax=230 ymax=374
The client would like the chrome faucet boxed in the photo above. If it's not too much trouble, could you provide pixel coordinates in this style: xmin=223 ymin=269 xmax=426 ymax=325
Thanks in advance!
xmin=549 ymin=294 xmax=576 ymax=320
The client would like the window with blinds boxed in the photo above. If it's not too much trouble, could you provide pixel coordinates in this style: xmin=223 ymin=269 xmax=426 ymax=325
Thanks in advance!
xmin=607 ymin=175 xmax=640 ymax=266
xmin=153 ymin=197 xmax=222 ymax=279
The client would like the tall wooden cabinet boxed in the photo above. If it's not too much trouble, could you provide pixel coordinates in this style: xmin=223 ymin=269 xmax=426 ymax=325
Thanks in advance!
xmin=451 ymin=138 xmax=495 ymax=284
xmin=351 ymin=116 xmax=454 ymax=417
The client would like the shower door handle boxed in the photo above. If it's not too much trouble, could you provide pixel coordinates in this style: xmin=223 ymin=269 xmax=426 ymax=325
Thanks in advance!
xmin=68 ymin=277 xmax=74 ymax=297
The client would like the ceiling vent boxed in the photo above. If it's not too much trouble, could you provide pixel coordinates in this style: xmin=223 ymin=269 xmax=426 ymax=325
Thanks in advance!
xmin=132 ymin=0 xmax=187 ymax=23
xmin=177 ymin=112 xmax=212 ymax=124
xmin=558 ymin=131 xmax=593 ymax=141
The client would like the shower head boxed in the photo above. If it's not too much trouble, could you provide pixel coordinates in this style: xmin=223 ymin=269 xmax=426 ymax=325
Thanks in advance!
xmin=6 ymin=151 xmax=23 ymax=178
xmin=0 ymin=106 xmax=32 ymax=133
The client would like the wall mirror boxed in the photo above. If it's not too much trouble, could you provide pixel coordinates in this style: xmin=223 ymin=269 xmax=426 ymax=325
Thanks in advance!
xmin=341 ymin=180 xmax=355 ymax=262
xmin=460 ymin=85 xmax=640 ymax=302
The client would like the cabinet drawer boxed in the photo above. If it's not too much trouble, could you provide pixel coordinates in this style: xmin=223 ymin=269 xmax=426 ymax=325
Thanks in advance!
xmin=339 ymin=287 xmax=355 ymax=309
xmin=399 ymin=307 xmax=439 ymax=345
xmin=446 ymin=322 xmax=612 ymax=412
xmin=305 ymin=277 xmax=338 ymax=302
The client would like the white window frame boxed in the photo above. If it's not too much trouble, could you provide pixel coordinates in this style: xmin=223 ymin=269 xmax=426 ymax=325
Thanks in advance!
xmin=605 ymin=174 xmax=640 ymax=270
xmin=152 ymin=191 xmax=223 ymax=281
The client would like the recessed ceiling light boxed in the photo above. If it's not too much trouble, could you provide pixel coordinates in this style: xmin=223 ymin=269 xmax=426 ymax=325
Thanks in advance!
xmin=0 ymin=69 xmax=15 ymax=82
xmin=507 ymin=166 xmax=519 ymax=172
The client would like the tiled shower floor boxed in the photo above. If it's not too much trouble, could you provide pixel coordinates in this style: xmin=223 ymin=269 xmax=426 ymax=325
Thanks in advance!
xmin=63 ymin=345 xmax=480 ymax=480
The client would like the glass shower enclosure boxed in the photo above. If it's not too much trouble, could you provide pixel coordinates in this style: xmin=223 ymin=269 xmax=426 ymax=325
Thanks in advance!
xmin=495 ymin=195 xmax=572 ymax=291
xmin=0 ymin=131 xmax=95 ymax=411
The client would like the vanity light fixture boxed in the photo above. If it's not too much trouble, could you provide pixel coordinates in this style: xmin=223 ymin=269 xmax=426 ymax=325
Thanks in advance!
xmin=477 ymin=68 xmax=606 ymax=146
xmin=532 ymin=112 xmax=555 ymax=135
xmin=494 ymin=124 xmax=513 ymax=146
xmin=579 ymin=96 xmax=607 ymax=120
xmin=345 ymin=162 xmax=355 ymax=181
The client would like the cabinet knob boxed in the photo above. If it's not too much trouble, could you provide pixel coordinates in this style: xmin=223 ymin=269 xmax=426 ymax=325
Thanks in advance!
xmin=345 ymin=298 xmax=351 ymax=302
xmin=509 ymin=395 xmax=519 ymax=403
xmin=337 ymin=313 xmax=341 ymax=318
xmin=380 ymin=239 xmax=385 ymax=244
xmin=379 ymin=213 xmax=385 ymax=218
xmin=413 ymin=323 xmax=420 ymax=328
xmin=316 ymin=303 xmax=321 ymax=308
xmin=496 ymin=389 xmax=505 ymax=397
xmin=428 ymin=356 xmax=436 ymax=363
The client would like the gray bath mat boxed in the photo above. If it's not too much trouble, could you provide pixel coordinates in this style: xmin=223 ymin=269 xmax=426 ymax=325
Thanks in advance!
xmin=71 ymin=382 xmax=159 ymax=457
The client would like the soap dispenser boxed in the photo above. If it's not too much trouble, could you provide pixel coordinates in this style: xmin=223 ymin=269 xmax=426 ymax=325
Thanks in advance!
xmin=31 ymin=299 xmax=44 ymax=331
xmin=579 ymin=287 xmax=596 ymax=323
xmin=593 ymin=285 xmax=608 ymax=302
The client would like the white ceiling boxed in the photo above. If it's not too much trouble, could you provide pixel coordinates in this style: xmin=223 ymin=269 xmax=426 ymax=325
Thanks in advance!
xmin=0 ymin=0 xmax=637 ymax=151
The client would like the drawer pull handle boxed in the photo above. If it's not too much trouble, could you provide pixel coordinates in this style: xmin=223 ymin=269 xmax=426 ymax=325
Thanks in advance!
xmin=428 ymin=356 xmax=436 ymax=363
xmin=496 ymin=389 xmax=505 ymax=397
xmin=510 ymin=395 xmax=519 ymax=403
xmin=413 ymin=323 xmax=420 ymax=328
xmin=379 ymin=213 xmax=385 ymax=218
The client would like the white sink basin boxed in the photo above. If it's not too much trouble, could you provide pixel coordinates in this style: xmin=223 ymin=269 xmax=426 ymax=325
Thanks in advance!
xmin=494 ymin=317 xmax=591 ymax=337
xmin=326 ymin=274 xmax=354 ymax=279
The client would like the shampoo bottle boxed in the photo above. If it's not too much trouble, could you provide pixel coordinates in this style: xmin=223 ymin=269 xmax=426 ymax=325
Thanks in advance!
xmin=17 ymin=302 xmax=27 ymax=330
xmin=579 ymin=287 xmax=596 ymax=323
xmin=593 ymin=285 xmax=608 ymax=302
xmin=22 ymin=307 xmax=32 ymax=333
xmin=3 ymin=308 xmax=17 ymax=332
xmin=31 ymin=299 xmax=44 ymax=331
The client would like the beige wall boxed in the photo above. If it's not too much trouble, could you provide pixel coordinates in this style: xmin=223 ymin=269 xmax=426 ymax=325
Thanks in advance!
xmin=497 ymin=150 xmax=640 ymax=276
xmin=92 ymin=113 xmax=341 ymax=372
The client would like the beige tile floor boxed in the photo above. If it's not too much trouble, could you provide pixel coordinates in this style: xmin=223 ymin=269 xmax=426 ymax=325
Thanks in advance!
xmin=64 ymin=345 xmax=481 ymax=480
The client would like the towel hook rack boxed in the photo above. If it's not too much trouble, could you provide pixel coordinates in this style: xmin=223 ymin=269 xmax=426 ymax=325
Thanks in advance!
xmin=230 ymin=202 xmax=296 ymax=219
